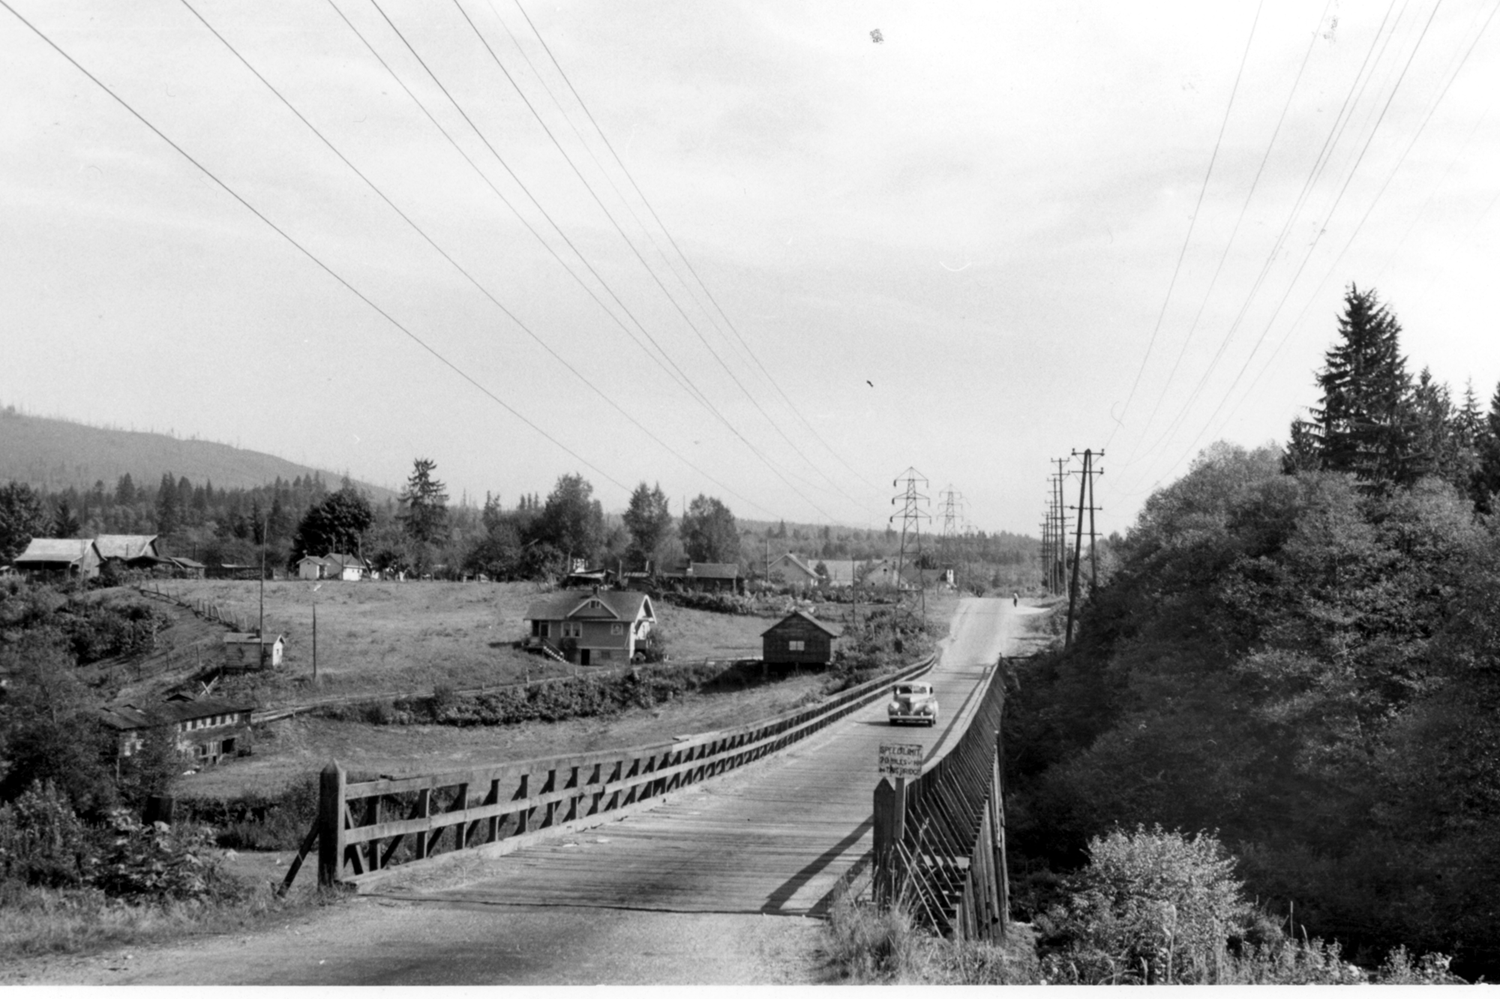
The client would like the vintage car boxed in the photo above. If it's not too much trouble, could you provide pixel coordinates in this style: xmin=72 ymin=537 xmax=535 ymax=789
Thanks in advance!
xmin=887 ymin=681 xmax=939 ymax=726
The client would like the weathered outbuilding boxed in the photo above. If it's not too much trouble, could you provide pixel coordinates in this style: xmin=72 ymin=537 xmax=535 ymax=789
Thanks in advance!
xmin=223 ymin=632 xmax=284 ymax=668
xmin=95 ymin=534 xmax=162 ymax=570
xmin=761 ymin=609 xmax=842 ymax=667
xmin=100 ymin=696 xmax=253 ymax=767
xmin=12 ymin=538 xmax=103 ymax=580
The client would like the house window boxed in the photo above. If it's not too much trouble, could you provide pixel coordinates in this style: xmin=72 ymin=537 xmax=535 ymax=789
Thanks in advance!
xmin=611 ymin=623 xmax=622 ymax=635
xmin=537 ymin=622 xmax=551 ymax=638
xmin=789 ymin=640 xmax=805 ymax=652
xmin=563 ymin=621 xmax=582 ymax=639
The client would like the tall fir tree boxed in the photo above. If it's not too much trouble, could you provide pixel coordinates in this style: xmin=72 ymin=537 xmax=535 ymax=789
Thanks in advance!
xmin=1310 ymin=284 xmax=1414 ymax=487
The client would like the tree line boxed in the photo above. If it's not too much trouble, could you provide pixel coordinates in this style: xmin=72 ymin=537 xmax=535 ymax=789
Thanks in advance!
xmin=3 ymin=460 xmax=1035 ymax=583
xmin=1005 ymin=284 xmax=1500 ymax=979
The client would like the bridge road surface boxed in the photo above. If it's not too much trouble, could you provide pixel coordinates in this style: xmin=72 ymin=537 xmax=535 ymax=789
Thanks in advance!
xmin=13 ymin=598 xmax=1043 ymax=987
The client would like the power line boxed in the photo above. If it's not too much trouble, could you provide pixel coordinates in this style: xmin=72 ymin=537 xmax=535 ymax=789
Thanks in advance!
xmin=179 ymin=0 xmax=776 ymax=518
xmin=0 ymin=0 xmax=629 ymax=492
xmin=508 ymin=0 xmax=878 ymax=491
xmin=1105 ymin=0 xmax=1265 ymax=450
xmin=1138 ymin=0 xmax=1451 ymax=485
xmin=1123 ymin=0 xmax=1332 ymax=464
xmin=449 ymin=0 xmax=868 ymax=514
xmin=367 ymin=0 xmax=844 ymax=522
xmin=1110 ymin=0 xmax=1413 ymax=492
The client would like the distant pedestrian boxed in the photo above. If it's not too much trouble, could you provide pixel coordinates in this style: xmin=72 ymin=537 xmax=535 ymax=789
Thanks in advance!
xmin=1012 ymin=591 xmax=1018 ymax=607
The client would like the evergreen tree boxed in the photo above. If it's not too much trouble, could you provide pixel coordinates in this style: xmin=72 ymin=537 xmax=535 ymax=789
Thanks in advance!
xmin=398 ymin=458 xmax=449 ymax=545
xmin=50 ymin=498 xmax=81 ymax=538
xmin=155 ymin=473 xmax=179 ymax=535
xmin=1311 ymin=284 xmax=1414 ymax=486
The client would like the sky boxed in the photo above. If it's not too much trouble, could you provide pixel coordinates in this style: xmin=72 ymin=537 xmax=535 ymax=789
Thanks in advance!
xmin=2 ymin=0 xmax=1498 ymax=537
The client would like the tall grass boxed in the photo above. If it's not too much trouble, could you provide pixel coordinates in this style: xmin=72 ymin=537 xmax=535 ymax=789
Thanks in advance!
xmin=0 ymin=876 xmax=335 ymax=959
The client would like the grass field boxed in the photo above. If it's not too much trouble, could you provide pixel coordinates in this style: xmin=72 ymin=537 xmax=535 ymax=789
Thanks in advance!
xmin=139 ymin=580 xmax=776 ymax=707
xmin=145 ymin=582 xmax=959 ymax=801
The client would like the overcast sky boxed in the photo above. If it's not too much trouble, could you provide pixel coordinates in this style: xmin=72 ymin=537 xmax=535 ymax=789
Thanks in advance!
xmin=3 ymin=0 xmax=1498 ymax=536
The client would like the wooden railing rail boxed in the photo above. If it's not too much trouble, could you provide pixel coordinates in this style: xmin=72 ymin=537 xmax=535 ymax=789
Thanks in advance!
xmin=873 ymin=656 xmax=1009 ymax=941
xmin=298 ymin=654 xmax=937 ymax=889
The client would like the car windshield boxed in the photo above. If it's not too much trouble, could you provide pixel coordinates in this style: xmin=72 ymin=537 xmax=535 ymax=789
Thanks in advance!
xmin=895 ymin=685 xmax=930 ymax=696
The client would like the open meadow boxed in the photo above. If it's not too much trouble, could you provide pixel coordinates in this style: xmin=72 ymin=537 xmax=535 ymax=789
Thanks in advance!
xmin=144 ymin=579 xmax=775 ymax=706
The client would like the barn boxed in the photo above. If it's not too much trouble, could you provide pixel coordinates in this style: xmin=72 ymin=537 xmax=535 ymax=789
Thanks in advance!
xmin=761 ymin=609 xmax=842 ymax=667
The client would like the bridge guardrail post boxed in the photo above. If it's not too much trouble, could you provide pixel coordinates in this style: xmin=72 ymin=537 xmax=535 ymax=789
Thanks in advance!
xmin=317 ymin=760 xmax=346 ymax=887
xmin=872 ymin=775 xmax=906 ymax=907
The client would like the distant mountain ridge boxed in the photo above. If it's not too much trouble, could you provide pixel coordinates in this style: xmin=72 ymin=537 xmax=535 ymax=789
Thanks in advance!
xmin=0 ymin=406 xmax=396 ymax=501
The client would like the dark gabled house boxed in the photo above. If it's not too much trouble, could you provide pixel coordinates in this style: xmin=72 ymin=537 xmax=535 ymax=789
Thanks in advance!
xmin=762 ymin=609 xmax=842 ymax=667
xmin=99 ymin=696 xmax=254 ymax=767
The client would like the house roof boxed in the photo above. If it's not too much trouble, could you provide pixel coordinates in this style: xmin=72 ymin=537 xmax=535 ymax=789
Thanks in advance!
xmin=14 ymin=538 xmax=98 ymax=564
xmin=762 ymin=609 xmax=843 ymax=638
xmin=167 ymin=556 xmax=206 ymax=569
xmin=95 ymin=535 xmax=159 ymax=560
xmin=99 ymin=696 xmax=254 ymax=731
xmin=525 ymin=590 xmax=655 ymax=623
xmin=224 ymin=632 xmax=283 ymax=646
xmin=769 ymin=553 xmax=817 ymax=579
xmin=323 ymin=553 xmax=368 ymax=570
xmin=689 ymin=562 xmax=739 ymax=579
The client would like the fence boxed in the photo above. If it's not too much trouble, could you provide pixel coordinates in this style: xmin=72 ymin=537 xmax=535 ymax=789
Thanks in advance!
xmin=278 ymin=653 xmax=937 ymax=893
xmin=873 ymin=656 xmax=1009 ymax=941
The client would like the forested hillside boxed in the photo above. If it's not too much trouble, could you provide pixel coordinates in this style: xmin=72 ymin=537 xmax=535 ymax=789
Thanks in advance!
xmin=0 ymin=405 xmax=393 ymax=501
xmin=1006 ymin=286 xmax=1500 ymax=979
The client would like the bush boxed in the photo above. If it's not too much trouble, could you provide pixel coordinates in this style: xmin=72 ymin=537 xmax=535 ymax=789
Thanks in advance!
xmin=91 ymin=810 xmax=247 ymax=903
xmin=1035 ymin=825 xmax=1248 ymax=984
xmin=0 ymin=780 xmax=96 ymax=889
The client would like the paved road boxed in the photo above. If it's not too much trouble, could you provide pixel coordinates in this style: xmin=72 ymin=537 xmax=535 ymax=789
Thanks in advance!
xmin=14 ymin=597 xmax=1041 ymax=986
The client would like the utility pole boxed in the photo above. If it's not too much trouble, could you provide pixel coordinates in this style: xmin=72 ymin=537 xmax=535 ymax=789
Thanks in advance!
xmin=890 ymin=467 xmax=930 ymax=628
xmin=1064 ymin=449 xmax=1103 ymax=647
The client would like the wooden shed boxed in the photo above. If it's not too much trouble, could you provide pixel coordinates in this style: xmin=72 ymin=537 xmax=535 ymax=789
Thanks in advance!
xmin=223 ymin=632 xmax=284 ymax=668
xmin=761 ymin=609 xmax=842 ymax=667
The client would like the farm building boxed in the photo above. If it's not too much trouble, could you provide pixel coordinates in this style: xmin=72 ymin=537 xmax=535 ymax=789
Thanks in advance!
xmin=95 ymin=534 xmax=161 ymax=570
xmin=11 ymin=538 xmax=103 ymax=580
xmin=223 ymin=632 xmax=284 ymax=668
xmin=685 ymin=562 xmax=739 ymax=592
xmin=164 ymin=555 xmax=207 ymax=578
xmin=99 ymin=696 xmax=253 ymax=767
xmin=523 ymin=589 xmax=656 ymax=665
xmin=297 ymin=553 xmax=369 ymax=581
xmin=762 ymin=610 xmax=842 ymax=667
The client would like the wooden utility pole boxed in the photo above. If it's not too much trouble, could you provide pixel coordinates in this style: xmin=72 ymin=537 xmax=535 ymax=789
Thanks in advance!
xmin=1064 ymin=449 xmax=1103 ymax=647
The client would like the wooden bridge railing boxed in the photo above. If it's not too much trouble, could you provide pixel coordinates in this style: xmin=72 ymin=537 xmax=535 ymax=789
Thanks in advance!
xmin=280 ymin=654 xmax=936 ymax=892
xmin=873 ymin=657 xmax=1010 ymax=941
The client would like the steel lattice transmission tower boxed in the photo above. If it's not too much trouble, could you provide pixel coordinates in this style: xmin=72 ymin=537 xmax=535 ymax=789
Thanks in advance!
xmin=937 ymin=484 xmax=964 ymax=567
xmin=890 ymin=467 xmax=931 ymax=625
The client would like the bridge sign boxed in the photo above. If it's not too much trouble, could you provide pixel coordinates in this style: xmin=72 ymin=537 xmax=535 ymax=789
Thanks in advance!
xmin=878 ymin=742 xmax=924 ymax=778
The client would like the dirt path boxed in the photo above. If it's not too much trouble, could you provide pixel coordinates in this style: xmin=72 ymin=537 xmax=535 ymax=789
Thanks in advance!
xmin=8 ymin=597 xmax=1041 ymax=986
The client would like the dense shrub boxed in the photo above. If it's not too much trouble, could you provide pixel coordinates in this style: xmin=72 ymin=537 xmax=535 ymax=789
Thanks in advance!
xmin=0 ymin=781 xmax=96 ymax=889
xmin=91 ymin=810 xmax=247 ymax=903
xmin=1034 ymin=826 xmax=1248 ymax=984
